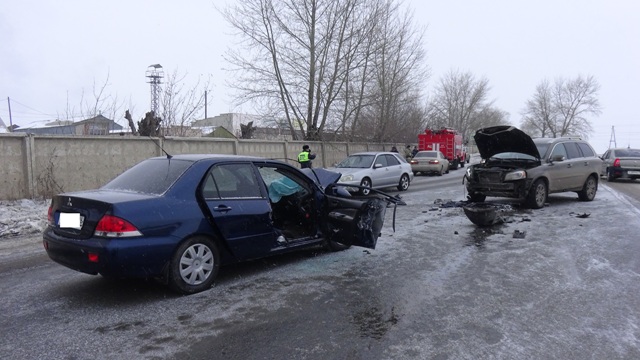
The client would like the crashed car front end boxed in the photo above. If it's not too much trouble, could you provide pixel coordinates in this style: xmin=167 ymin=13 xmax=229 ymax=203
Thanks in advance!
xmin=465 ymin=160 xmax=537 ymax=199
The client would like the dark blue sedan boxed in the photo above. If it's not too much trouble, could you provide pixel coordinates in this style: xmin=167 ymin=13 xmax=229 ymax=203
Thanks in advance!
xmin=43 ymin=154 xmax=404 ymax=294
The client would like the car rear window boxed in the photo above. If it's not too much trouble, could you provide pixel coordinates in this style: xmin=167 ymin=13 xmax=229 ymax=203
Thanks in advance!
xmin=616 ymin=149 xmax=640 ymax=157
xmin=416 ymin=151 xmax=437 ymax=158
xmin=102 ymin=158 xmax=193 ymax=195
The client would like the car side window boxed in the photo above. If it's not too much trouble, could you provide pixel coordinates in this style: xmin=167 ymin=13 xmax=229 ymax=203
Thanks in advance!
xmin=577 ymin=142 xmax=595 ymax=157
xmin=208 ymin=164 xmax=262 ymax=199
xmin=550 ymin=143 xmax=568 ymax=160
xmin=564 ymin=142 xmax=581 ymax=159
xmin=375 ymin=155 xmax=389 ymax=167
xmin=385 ymin=154 xmax=400 ymax=166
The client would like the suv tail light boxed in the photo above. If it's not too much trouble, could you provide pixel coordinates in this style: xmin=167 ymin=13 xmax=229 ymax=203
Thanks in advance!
xmin=47 ymin=206 xmax=53 ymax=224
xmin=94 ymin=215 xmax=142 ymax=237
xmin=613 ymin=158 xmax=621 ymax=167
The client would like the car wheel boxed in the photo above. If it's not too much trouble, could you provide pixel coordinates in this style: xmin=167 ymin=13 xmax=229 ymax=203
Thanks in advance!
xmin=359 ymin=178 xmax=372 ymax=195
xmin=168 ymin=236 xmax=220 ymax=294
xmin=467 ymin=192 xmax=486 ymax=203
xmin=526 ymin=179 xmax=547 ymax=209
xmin=606 ymin=169 xmax=615 ymax=182
xmin=397 ymin=174 xmax=410 ymax=191
xmin=326 ymin=238 xmax=351 ymax=252
xmin=578 ymin=175 xmax=597 ymax=201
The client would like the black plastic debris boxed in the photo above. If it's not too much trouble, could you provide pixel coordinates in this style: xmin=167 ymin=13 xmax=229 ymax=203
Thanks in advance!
xmin=463 ymin=203 xmax=503 ymax=227
xmin=513 ymin=230 xmax=526 ymax=238
xmin=576 ymin=213 xmax=590 ymax=218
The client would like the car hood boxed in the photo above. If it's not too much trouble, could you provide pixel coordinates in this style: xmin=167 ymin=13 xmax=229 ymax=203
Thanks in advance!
xmin=300 ymin=168 xmax=342 ymax=187
xmin=328 ymin=167 xmax=366 ymax=177
xmin=474 ymin=125 xmax=540 ymax=159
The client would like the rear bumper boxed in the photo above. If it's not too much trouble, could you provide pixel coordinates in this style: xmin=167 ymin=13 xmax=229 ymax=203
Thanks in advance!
xmin=43 ymin=226 xmax=179 ymax=278
xmin=609 ymin=167 xmax=640 ymax=179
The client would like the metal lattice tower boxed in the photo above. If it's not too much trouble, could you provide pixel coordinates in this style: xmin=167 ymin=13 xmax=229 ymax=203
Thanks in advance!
xmin=609 ymin=126 xmax=617 ymax=149
xmin=146 ymin=64 xmax=164 ymax=115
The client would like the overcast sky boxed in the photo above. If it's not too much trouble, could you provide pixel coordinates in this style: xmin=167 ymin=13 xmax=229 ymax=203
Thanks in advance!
xmin=1 ymin=0 xmax=638 ymax=154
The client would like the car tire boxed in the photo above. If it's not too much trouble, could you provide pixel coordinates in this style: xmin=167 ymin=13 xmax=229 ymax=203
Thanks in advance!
xmin=526 ymin=179 xmax=547 ymax=209
xmin=397 ymin=174 xmax=410 ymax=191
xmin=606 ymin=169 xmax=615 ymax=182
xmin=168 ymin=236 xmax=220 ymax=294
xmin=467 ymin=192 xmax=486 ymax=203
xmin=578 ymin=175 xmax=597 ymax=202
xmin=359 ymin=178 xmax=372 ymax=195
xmin=326 ymin=238 xmax=351 ymax=252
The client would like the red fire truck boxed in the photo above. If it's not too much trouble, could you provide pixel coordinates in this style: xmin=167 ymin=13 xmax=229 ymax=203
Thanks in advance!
xmin=417 ymin=128 xmax=468 ymax=170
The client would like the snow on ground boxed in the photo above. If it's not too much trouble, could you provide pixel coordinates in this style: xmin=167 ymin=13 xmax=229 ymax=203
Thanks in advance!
xmin=0 ymin=199 xmax=49 ymax=239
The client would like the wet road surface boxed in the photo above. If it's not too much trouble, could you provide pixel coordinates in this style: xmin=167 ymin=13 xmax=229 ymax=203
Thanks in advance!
xmin=1 ymin=177 xmax=640 ymax=359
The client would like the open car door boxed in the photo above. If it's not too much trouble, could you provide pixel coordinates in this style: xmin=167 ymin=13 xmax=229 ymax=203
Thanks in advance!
xmin=322 ymin=183 xmax=405 ymax=249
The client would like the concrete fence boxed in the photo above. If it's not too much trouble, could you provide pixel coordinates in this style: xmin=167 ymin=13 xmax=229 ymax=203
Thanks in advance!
xmin=0 ymin=133 xmax=398 ymax=200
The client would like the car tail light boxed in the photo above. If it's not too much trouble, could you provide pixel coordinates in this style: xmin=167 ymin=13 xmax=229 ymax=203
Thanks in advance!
xmin=94 ymin=215 xmax=142 ymax=238
xmin=410 ymin=160 xmax=418 ymax=165
xmin=613 ymin=158 xmax=620 ymax=167
xmin=429 ymin=160 xmax=440 ymax=164
xmin=48 ymin=206 xmax=53 ymax=224
xmin=88 ymin=253 xmax=99 ymax=263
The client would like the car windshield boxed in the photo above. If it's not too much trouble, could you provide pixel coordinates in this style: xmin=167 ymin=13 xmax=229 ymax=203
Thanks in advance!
xmin=102 ymin=158 xmax=193 ymax=195
xmin=335 ymin=155 xmax=375 ymax=168
xmin=490 ymin=152 xmax=538 ymax=161
xmin=535 ymin=143 xmax=549 ymax=158
xmin=415 ymin=151 xmax=437 ymax=158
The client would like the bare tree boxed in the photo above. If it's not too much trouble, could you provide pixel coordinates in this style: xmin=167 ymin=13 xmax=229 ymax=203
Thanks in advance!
xmin=426 ymin=70 xmax=497 ymax=140
xmin=520 ymin=75 xmax=601 ymax=138
xmin=221 ymin=0 xmax=427 ymax=142
xmin=520 ymin=80 xmax=554 ymax=137
xmin=159 ymin=69 xmax=212 ymax=137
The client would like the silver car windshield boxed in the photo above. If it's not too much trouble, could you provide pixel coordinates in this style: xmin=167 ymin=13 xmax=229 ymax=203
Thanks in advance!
xmin=336 ymin=155 xmax=375 ymax=168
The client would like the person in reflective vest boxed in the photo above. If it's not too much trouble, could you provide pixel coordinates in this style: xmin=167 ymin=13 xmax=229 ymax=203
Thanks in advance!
xmin=298 ymin=144 xmax=316 ymax=168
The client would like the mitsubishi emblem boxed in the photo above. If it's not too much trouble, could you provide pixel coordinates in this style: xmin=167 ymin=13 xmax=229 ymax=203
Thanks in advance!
xmin=67 ymin=197 xmax=73 ymax=207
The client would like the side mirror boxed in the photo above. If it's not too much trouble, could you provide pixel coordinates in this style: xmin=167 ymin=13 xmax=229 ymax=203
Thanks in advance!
xmin=550 ymin=154 xmax=565 ymax=162
xmin=373 ymin=163 xmax=383 ymax=169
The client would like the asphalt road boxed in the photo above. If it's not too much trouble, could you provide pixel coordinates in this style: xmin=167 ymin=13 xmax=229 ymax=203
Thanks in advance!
xmin=2 ymin=171 xmax=640 ymax=359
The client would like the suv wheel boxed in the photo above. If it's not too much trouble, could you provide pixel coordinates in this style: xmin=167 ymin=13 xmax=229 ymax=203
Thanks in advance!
xmin=578 ymin=175 xmax=597 ymax=201
xmin=526 ymin=179 xmax=547 ymax=209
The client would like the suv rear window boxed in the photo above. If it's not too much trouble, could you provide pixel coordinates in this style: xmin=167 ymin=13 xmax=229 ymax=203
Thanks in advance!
xmin=102 ymin=158 xmax=193 ymax=195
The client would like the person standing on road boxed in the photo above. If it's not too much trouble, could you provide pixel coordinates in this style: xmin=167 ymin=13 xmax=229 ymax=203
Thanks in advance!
xmin=411 ymin=146 xmax=419 ymax=158
xmin=404 ymin=145 xmax=412 ymax=161
xmin=298 ymin=144 xmax=316 ymax=168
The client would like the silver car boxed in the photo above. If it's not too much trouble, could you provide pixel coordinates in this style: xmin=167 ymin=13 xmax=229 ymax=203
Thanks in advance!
xmin=464 ymin=125 xmax=602 ymax=209
xmin=410 ymin=150 xmax=450 ymax=176
xmin=333 ymin=152 xmax=414 ymax=195
xmin=600 ymin=148 xmax=640 ymax=181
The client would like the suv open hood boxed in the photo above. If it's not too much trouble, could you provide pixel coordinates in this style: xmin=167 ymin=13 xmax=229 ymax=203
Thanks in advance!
xmin=474 ymin=125 xmax=540 ymax=159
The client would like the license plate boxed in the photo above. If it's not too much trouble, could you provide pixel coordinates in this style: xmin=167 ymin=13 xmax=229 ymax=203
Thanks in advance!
xmin=59 ymin=213 xmax=84 ymax=229
xmin=628 ymin=171 xmax=640 ymax=175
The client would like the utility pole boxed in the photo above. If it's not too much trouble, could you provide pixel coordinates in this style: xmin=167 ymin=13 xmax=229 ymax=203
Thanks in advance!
xmin=609 ymin=126 xmax=617 ymax=149
xmin=7 ymin=97 xmax=13 ymax=132
xmin=204 ymin=90 xmax=208 ymax=119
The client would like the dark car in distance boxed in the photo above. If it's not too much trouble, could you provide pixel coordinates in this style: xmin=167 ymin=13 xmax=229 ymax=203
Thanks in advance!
xmin=43 ymin=154 xmax=404 ymax=294
xmin=600 ymin=148 xmax=640 ymax=181
xmin=464 ymin=125 xmax=602 ymax=209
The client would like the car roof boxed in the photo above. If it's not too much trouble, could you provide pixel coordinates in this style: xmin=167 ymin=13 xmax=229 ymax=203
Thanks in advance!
xmin=349 ymin=152 xmax=397 ymax=156
xmin=533 ymin=137 xmax=585 ymax=145
xmin=147 ymin=154 xmax=273 ymax=162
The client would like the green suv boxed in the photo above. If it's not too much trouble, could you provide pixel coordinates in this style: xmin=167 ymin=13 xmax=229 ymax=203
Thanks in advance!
xmin=464 ymin=125 xmax=602 ymax=209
